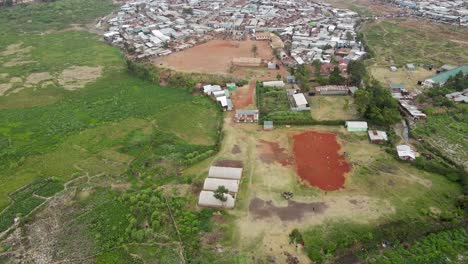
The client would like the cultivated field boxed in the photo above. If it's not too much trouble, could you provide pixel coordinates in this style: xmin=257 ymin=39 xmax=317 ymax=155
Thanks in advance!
xmin=309 ymin=96 xmax=360 ymax=120
xmin=153 ymin=39 xmax=274 ymax=75
xmin=362 ymin=19 xmax=468 ymax=66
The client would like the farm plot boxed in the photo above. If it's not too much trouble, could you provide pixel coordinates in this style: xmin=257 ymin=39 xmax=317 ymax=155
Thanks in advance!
xmin=153 ymin=39 xmax=274 ymax=75
xmin=362 ymin=19 xmax=468 ymax=66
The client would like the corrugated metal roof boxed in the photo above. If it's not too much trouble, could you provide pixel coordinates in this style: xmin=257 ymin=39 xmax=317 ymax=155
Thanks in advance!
xmin=429 ymin=65 xmax=468 ymax=84
xmin=203 ymin=178 xmax=240 ymax=193
xmin=198 ymin=191 xmax=236 ymax=209
xmin=208 ymin=166 xmax=243 ymax=180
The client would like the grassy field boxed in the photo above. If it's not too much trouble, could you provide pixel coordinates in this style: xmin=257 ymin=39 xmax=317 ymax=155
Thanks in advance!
xmin=370 ymin=66 xmax=434 ymax=91
xmin=309 ymin=96 xmax=359 ymax=120
xmin=362 ymin=19 xmax=468 ymax=66
xmin=0 ymin=1 xmax=222 ymax=260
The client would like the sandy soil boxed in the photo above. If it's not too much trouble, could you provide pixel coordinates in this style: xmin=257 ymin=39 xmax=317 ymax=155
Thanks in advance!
xmin=25 ymin=72 xmax=53 ymax=84
xmin=153 ymin=39 xmax=274 ymax=75
xmin=58 ymin=66 xmax=103 ymax=90
xmin=0 ymin=43 xmax=33 ymax=56
xmin=0 ymin=83 xmax=13 ymax=96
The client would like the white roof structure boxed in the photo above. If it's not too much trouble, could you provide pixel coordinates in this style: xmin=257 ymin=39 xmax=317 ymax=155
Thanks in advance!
xmin=368 ymin=130 xmax=388 ymax=142
xmin=203 ymin=178 xmax=240 ymax=193
xmin=212 ymin=90 xmax=226 ymax=98
xmin=396 ymin=145 xmax=416 ymax=160
xmin=345 ymin=121 xmax=368 ymax=130
xmin=208 ymin=166 xmax=243 ymax=180
xmin=198 ymin=191 xmax=235 ymax=209
xmin=263 ymin=81 xmax=285 ymax=87
xmin=203 ymin=85 xmax=222 ymax=95
xmin=292 ymin=93 xmax=308 ymax=107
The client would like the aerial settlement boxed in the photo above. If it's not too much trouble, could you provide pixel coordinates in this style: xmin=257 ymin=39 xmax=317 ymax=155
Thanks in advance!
xmin=99 ymin=0 xmax=366 ymax=64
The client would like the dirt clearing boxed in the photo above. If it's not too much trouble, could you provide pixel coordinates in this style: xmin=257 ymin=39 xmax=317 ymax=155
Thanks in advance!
xmin=0 ymin=83 xmax=13 ymax=96
xmin=153 ymin=39 xmax=273 ymax=75
xmin=249 ymin=197 xmax=327 ymax=221
xmin=58 ymin=66 xmax=103 ymax=90
xmin=25 ymin=72 xmax=53 ymax=84
xmin=370 ymin=66 xmax=434 ymax=91
xmin=0 ymin=43 xmax=33 ymax=56
xmin=257 ymin=139 xmax=293 ymax=166
xmin=293 ymin=131 xmax=350 ymax=191
xmin=310 ymin=96 xmax=359 ymax=120
xmin=232 ymin=80 xmax=255 ymax=109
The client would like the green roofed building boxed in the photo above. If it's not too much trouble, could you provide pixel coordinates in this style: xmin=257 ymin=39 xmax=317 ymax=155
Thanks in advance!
xmin=309 ymin=22 xmax=316 ymax=27
xmin=390 ymin=83 xmax=405 ymax=90
xmin=423 ymin=65 xmax=468 ymax=88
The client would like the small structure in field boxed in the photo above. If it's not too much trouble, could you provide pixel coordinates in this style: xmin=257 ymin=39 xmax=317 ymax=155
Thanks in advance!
xmin=235 ymin=109 xmax=259 ymax=123
xmin=314 ymin=85 xmax=349 ymax=95
xmin=389 ymin=66 xmax=397 ymax=72
xmin=290 ymin=93 xmax=310 ymax=111
xmin=263 ymin=80 xmax=285 ymax=87
xmin=267 ymin=62 xmax=277 ymax=69
xmin=396 ymin=145 xmax=416 ymax=161
xmin=203 ymin=84 xmax=222 ymax=95
xmin=406 ymin=64 xmax=416 ymax=71
xmin=226 ymin=83 xmax=237 ymax=90
xmin=263 ymin=121 xmax=274 ymax=130
xmin=203 ymin=178 xmax=240 ymax=194
xmin=345 ymin=121 xmax=368 ymax=132
xmin=232 ymin=57 xmax=263 ymax=67
xmin=368 ymin=130 xmax=388 ymax=144
xmin=423 ymin=65 xmax=468 ymax=88
xmin=208 ymin=166 xmax=243 ymax=180
xmin=198 ymin=190 xmax=236 ymax=209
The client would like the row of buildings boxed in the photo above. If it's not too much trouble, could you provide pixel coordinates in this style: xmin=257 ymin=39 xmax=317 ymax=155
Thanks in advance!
xmin=392 ymin=0 xmax=468 ymax=26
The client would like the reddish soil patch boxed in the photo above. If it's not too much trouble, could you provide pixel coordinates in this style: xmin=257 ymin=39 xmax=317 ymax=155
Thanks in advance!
xmin=293 ymin=131 xmax=350 ymax=191
xmin=257 ymin=139 xmax=293 ymax=166
xmin=232 ymin=145 xmax=241 ymax=154
xmin=214 ymin=160 xmax=243 ymax=168
xmin=249 ymin=197 xmax=327 ymax=221
xmin=153 ymin=39 xmax=273 ymax=75
xmin=232 ymin=80 xmax=255 ymax=109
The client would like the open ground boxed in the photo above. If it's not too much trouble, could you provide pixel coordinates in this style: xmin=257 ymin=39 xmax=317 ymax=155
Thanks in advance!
xmin=153 ymin=39 xmax=273 ymax=75
xmin=309 ymin=96 xmax=359 ymax=120
xmin=184 ymin=84 xmax=461 ymax=263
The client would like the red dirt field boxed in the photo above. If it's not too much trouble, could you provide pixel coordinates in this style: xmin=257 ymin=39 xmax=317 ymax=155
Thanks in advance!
xmin=293 ymin=131 xmax=350 ymax=191
xmin=152 ymin=39 xmax=273 ymax=75
xmin=232 ymin=80 xmax=255 ymax=109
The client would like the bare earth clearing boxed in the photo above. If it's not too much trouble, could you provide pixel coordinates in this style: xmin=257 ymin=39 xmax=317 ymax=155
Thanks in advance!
xmin=153 ymin=39 xmax=274 ymax=75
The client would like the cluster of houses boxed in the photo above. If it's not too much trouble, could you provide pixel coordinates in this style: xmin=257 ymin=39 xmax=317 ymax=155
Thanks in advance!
xmin=100 ymin=0 xmax=366 ymax=64
xmin=391 ymin=0 xmax=468 ymax=26
xmin=202 ymin=83 xmax=236 ymax=111
xmin=198 ymin=163 xmax=243 ymax=209
xmin=446 ymin=89 xmax=468 ymax=103
xmin=345 ymin=121 xmax=418 ymax=160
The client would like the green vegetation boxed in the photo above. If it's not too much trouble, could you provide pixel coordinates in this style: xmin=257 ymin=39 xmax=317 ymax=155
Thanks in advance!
xmin=354 ymin=80 xmax=401 ymax=126
xmin=362 ymin=20 xmax=468 ymax=66
xmin=370 ymin=228 xmax=467 ymax=264
xmin=0 ymin=178 xmax=63 ymax=232
xmin=0 ymin=0 xmax=116 ymax=32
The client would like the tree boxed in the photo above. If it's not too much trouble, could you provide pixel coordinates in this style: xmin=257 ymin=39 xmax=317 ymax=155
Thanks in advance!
xmin=312 ymin=59 xmax=322 ymax=77
xmin=213 ymin=186 xmax=228 ymax=202
xmin=276 ymin=74 xmax=282 ymax=80
xmin=251 ymin=44 xmax=258 ymax=58
xmin=347 ymin=60 xmax=367 ymax=86
xmin=328 ymin=66 xmax=345 ymax=85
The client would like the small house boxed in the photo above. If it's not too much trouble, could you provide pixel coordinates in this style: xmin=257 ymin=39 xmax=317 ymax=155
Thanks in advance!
xmin=315 ymin=85 xmax=349 ymax=95
xmin=345 ymin=121 xmax=368 ymax=132
xmin=396 ymin=145 xmax=416 ymax=161
xmin=267 ymin=62 xmax=277 ymax=70
xmin=235 ymin=109 xmax=259 ymax=123
xmin=226 ymin=83 xmax=237 ymax=90
xmin=287 ymin=75 xmax=296 ymax=84
xmin=406 ymin=64 xmax=416 ymax=71
xmin=291 ymin=93 xmax=310 ymax=111
xmin=263 ymin=80 xmax=285 ymax=87
xmin=389 ymin=66 xmax=397 ymax=72
xmin=368 ymin=130 xmax=388 ymax=144
xmin=263 ymin=121 xmax=273 ymax=130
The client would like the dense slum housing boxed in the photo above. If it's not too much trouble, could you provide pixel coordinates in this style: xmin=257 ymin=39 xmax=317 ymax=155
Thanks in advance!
xmin=100 ymin=0 xmax=366 ymax=63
